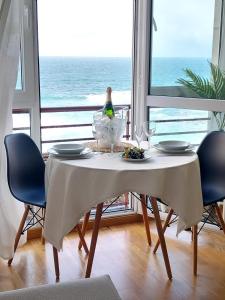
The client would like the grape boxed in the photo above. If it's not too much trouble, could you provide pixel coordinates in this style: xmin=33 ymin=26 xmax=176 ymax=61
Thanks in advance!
xmin=122 ymin=147 xmax=145 ymax=159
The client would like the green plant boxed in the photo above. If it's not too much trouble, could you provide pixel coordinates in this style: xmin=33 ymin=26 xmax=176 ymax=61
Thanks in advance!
xmin=177 ymin=62 xmax=225 ymax=130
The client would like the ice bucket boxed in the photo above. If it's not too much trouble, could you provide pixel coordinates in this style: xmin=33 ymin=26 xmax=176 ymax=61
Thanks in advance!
xmin=93 ymin=106 xmax=128 ymax=148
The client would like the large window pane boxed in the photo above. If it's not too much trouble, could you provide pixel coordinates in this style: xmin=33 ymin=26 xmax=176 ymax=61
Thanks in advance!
xmin=38 ymin=0 xmax=133 ymax=108
xmin=150 ymin=0 xmax=215 ymax=97
xmin=38 ymin=0 xmax=133 ymax=146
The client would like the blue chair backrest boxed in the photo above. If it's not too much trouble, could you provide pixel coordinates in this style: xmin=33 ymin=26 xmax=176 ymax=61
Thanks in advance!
xmin=4 ymin=133 xmax=45 ymax=202
xmin=197 ymin=131 xmax=225 ymax=185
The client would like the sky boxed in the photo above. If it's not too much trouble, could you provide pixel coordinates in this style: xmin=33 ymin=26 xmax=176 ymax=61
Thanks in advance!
xmin=38 ymin=0 xmax=215 ymax=58
xmin=152 ymin=0 xmax=215 ymax=58
xmin=38 ymin=0 xmax=133 ymax=57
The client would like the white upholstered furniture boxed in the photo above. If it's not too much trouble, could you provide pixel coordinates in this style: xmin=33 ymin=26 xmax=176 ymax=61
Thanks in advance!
xmin=0 ymin=275 xmax=121 ymax=300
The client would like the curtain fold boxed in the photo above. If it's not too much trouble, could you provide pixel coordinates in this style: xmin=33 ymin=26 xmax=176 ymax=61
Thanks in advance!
xmin=0 ymin=0 xmax=25 ymax=259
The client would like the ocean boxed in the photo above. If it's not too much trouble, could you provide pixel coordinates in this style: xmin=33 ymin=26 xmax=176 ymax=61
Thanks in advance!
xmin=39 ymin=56 xmax=211 ymax=107
xmin=38 ymin=57 xmax=210 ymax=149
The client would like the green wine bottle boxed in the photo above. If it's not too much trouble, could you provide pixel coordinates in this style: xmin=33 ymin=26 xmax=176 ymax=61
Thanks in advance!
xmin=103 ymin=87 xmax=115 ymax=119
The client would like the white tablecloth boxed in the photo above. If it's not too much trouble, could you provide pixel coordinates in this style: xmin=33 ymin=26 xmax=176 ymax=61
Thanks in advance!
xmin=44 ymin=150 xmax=203 ymax=250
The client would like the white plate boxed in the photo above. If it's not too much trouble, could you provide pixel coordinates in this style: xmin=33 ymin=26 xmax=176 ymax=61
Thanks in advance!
xmin=154 ymin=144 xmax=195 ymax=154
xmin=121 ymin=152 xmax=151 ymax=162
xmin=159 ymin=140 xmax=190 ymax=150
xmin=52 ymin=143 xmax=85 ymax=154
xmin=48 ymin=147 xmax=92 ymax=158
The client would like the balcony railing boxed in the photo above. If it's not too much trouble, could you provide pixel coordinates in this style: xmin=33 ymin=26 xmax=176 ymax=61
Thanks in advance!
xmin=13 ymin=105 xmax=210 ymax=147
xmin=40 ymin=104 xmax=131 ymax=145
xmin=153 ymin=117 xmax=210 ymax=141
xmin=13 ymin=104 xmax=131 ymax=150
xmin=148 ymin=106 xmax=210 ymax=145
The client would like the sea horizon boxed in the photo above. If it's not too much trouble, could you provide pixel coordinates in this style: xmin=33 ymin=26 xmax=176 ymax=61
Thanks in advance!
xmin=15 ymin=56 xmax=210 ymax=149
xmin=39 ymin=56 xmax=211 ymax=107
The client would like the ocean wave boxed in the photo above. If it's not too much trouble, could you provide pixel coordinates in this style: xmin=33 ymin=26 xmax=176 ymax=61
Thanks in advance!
xmin=86 ymin=90 xmax=131 ymax=105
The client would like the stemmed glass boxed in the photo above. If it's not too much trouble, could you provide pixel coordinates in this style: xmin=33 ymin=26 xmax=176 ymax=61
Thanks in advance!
xmin=142 ymin=121 xmax=156 ymax=150
xmin=134 ymin=125 xmax=144 ymax=148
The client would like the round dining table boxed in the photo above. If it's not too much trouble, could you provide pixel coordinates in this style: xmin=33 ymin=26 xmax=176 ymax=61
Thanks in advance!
xmin=44 ymin=147 xmax=203 ymax=279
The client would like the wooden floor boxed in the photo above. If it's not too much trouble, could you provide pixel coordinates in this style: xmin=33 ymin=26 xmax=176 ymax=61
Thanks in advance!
xmin=1 ymin=220 xmax=225 ymax=300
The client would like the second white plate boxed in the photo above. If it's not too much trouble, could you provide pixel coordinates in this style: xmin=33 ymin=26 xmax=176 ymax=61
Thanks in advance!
xmin=159 ymin=140 xmax=190 ymax=150
xmin=154 ymin=144 xmax=195 ymax=154
xmin=52 ymin=143 xmax=85 ymax=154
xmin=48 ymin=147 xmax=92 ymax=158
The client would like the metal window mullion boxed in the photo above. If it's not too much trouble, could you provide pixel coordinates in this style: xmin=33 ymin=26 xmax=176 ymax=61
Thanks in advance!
xmin=147 ymin=95 xmax=225 ymax=112
xmin=216 ymin=0 xmax=225 ymax=70
xmin=132 ymin=0 xmax=151 ymax=130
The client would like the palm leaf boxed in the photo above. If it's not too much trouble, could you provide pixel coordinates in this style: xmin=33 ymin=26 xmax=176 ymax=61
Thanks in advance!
xmin=177 ymin=62 xmax=225 ymax=130
xmin=209 ymin=62 xmax=225 ymax=99
xmin=177 ymin=63 xmax=225 ymax=100
xmin=177 ymin=68 xmax=215 ymax=98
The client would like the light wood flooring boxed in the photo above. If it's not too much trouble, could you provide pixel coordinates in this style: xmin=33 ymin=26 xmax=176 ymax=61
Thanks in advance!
xmin=1 ymin=220 xmax=225 ymax=300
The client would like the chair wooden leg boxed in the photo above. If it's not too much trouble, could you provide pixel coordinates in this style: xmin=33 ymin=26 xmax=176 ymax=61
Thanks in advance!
xmin=53 ymin=246 xmax=60 ymax=280
xmin=8 ymin=205 xmax=30 ymax=266
xmin=85 ymin=203 xmax=103 ymax=278
xmin=153 ymin=208 xmax=174 ymax=254
xmin=41 ymin=208 xmax=46 ymax=245
xmin=140 ymin=194 xmax=151 ymax=246
xmin=78 ymin=211 xmax=91 ymax=250
xmin=192 ymin=224 xmax=198 ymax=276
xmin=215 ymin=203 xmax=225 ymax=234
xmin=76 ymin=224 xmax=89 ymax=255
xmin=150 ymin=197 xmax=172 ymax=280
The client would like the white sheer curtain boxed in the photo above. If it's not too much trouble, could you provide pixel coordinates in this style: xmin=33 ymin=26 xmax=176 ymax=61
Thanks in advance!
xmin=0 ymin=0 xmax=25 ymax=259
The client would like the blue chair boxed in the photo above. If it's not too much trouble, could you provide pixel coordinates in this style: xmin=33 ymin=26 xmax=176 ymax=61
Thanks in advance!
xmin=153 ymin=131 xmax=225 ymax=274
xmin=4 ymin=133 xmax=89 ymax=279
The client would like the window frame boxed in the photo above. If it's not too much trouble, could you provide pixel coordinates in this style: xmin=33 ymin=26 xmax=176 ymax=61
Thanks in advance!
xmin=13 ymin=0 xmax=41 ymax=148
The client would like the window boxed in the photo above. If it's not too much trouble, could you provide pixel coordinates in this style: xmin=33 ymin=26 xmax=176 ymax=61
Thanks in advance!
xmin=150 ymin=0 xmax=215 ymax=98
xmin=37 ymin=0 xmax=133 ymax=152
xmin=35 ymin=0 xmax=134 ymax=214
xmin=135 ymin=0 xmax=225 ymax=143
xmin=131 ymin=0 xmax=225 ymax=145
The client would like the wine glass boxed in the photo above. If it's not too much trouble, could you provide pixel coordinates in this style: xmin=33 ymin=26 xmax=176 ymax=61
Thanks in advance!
xmin=134 ymin=125 xmax=143 ymax=148
xmin=142 ymin=121 xmax=156 ymax=150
